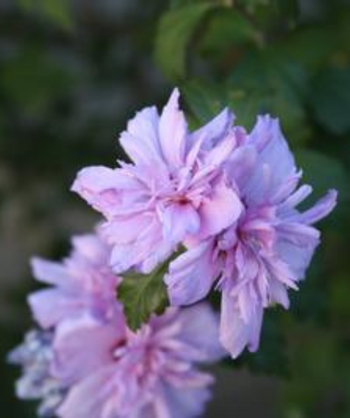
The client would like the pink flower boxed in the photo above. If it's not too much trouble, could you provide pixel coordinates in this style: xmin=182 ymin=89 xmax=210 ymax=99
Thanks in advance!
xmin=72 ymin=89 xmax=242 ymax=274
xmin=166 ymin=115 xmax=337 ymax=358
xmin=28 ymin=229 xmax=120 ymax=329
xmin=53 ymin=304 xmax=224 ymax=418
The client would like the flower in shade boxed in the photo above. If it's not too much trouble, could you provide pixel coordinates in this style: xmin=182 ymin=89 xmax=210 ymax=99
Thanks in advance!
xmin=54 ymin=304 xmax=224 ymax=418
xmin=72 ymin=88 xmax=242 ymax=274
xmin=28 ymin=230 xmax=120 ymax=330
xmin=8 ymin=330 xmax=67 ymax=417
xmin=166 ymin=115 xmax=337 ymax=359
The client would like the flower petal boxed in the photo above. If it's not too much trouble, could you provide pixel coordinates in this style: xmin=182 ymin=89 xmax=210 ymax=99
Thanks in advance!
xmin=158 ymin=88 xmax=187 ymax=168
xmin=52 ymin=314 xmax=123 ymax=384
xmin=120 ymin=106 xmax=163 ymax=166
xmin=198 ymin=177 xmax=242 ymax=239
xmin=165 ymin=240 xmax=217 ymax=306
xmin=219 ymin=291 xmax=263 ymax=359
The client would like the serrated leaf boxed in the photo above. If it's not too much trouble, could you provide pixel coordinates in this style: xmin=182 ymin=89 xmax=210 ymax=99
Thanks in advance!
xmin=118 ymin=263 xmax=169 ymax=331
xmin=154 ymin=3 xmax=216 ymax=81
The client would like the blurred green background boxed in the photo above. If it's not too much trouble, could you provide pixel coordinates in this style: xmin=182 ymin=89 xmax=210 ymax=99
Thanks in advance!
xmin=0 ymin=1 xmax=349 ymax=417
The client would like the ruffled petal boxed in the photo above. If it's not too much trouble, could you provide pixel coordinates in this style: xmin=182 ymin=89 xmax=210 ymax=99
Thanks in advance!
xmin=165 ymin=240 xmax=217 ymax=306
xmin=28 ymin=289 xmax=79 ymax=329
xmin=120 ymin=106 xmax=163 ymax=166
xmin=219 ymin=291 xmax=263 ymax=359
xmin=246 ymin=115 xmax=297 ymax=204
xmin=162 ymin=203 xmax=200 ymax=244
xmin=191 ymin=108 xmax=234 ymax=150
xmin=71 ymin=166 xmax=128 ymax=217
xmin=31 ymin=257 xmax=70 ymax=286
xmin=159 ymin=88 xmax=187 ymax=168
xmin=176 ymin=303 xmax=226 ymax=362
xmin=57 ymin=365 xmax=116 ymax=418
xmin=52 ymin=314 xmax=123 ymax=384
xmin=198 ymin=177 xmax=242 ymax=239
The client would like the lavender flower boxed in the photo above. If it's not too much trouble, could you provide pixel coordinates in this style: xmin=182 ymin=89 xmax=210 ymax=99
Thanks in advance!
xmin=28 ymin=230 xmax=120 ymax=329
xmin=71 ymin=89 xmax=242 ymax=274
xmin=166 ymin=115 xmax=337 ymax=358
xmin=55 ymin=304 xmax=224 ymax=418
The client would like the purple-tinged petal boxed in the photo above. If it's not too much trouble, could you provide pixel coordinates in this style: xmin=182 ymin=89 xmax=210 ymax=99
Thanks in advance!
xmin=160 ymin=382 xmax=213 ymax=418
xmin=191 ymin=108 xmax=234 ymax=150
xmin=28 ymin=289 xmax=81 ymax=329
xmin=219 ymin=291 xmax=263 ymax=359
xmin=31 ymin=258 xmax=70 ymax=286
xmin=165 ymin=240 xmax=217 ymax=306
xmin=176 ymin=303 xmax=226 ymax=362
xmin=162 ymin=203 xmax=200 ymax=244
xmin=71 ymin=166 xmax=123 ymax=217
xmin=120 ymin=106 xmax=163 ymax=166
xmin=52 ymin=314 xmax=123 ymax=384
xmin=198 ymin=177 xmax=243 ymax=239
xmin=246 ymin=115 xmax=297 ymax=203
xmin=202 ymin=131 xmax=236 ymax=167
xmin=292 ymin=189 xmax=338 ymax=225
xmin=57 ymin=365 xmax=116 ymax=418
xmin=159 ymin=88 xmax=187 ymax=168
xmin=269 ymin=279 xmax=290 ymax=309
xmin=225 ymin=144 xmax=256 ymax=190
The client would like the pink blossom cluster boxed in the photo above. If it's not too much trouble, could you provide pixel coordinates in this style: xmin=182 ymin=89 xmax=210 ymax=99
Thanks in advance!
xmin=10 ymin=89 xmax=337 ymax=417
xmin=9 ymin=230 xmax=224 ymax=417
xmin=73 ymin=89 xmax=337 ymax=358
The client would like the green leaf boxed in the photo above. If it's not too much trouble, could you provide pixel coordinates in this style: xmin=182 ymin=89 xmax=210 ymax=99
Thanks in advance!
xmin=154 ymin=3 xmax=216 ymax=81
xmin=118 ymin=263 xmax=170 ymax=331
xmin=199 ymin=8 xmax=258 ymax=55
xmin=19 ymin=0 xmax=73 ymax=30
xmin=183 ymin=79 xmax=226 ymax=125
xmin=308 ymin=68 xmax=350 ymax=135
xmin=227 ymin=49 xmax=309 ymax=142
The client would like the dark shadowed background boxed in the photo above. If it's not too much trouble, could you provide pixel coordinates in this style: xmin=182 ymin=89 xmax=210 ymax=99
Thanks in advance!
xmin=0 ymin=1 xmax=350 ymax=417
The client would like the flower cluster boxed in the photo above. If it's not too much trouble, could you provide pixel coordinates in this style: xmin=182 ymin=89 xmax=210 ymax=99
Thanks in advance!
xmin=9 ymin=231 xmax=224 ymax=417
xmin=72 ymin=89 xmax=336 ymax=358
xmin=10 ymin=89 xmax=337 ymax=417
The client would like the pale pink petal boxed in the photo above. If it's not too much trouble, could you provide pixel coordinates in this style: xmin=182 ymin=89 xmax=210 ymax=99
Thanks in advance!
xmin=162 ymin=203 xmax=200 ymax=244
xmin=71 ymin=166 xmax=124 ymax=217
xmin=219 ymin=291 xmax=263 ymax=359
xmin=120 ymin=106 xmax=163 ymax=165
xmin=52 ymin=314 xmax=123 ymax=384
xmin=177 ymin=303 xmax=226 ymax=362
xmin=165 ymin=241 xmax=217 ymax=306
xmin=158 ymin=88 xmax=187 ymax=168
xmin=28 ymin=289 xmax=80 ymax=329
xmin=198 ymin=177 xmax=242 ymax=238
xmin=57 ymin=365 xmax=116 ymax=418
xmin=31 ymin=257 xmax=70 ymax=286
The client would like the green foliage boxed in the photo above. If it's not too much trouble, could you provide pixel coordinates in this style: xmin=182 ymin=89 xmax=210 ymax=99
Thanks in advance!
xmin=154 ymin=2 xmax=216 ymax=81
xmin=296 ymin=150 xmax=349 ymax=203
xmin=118 ymin=263 xmax=169 ymax=331
xmin=309 ymin=68 xmax=350 ymax=135
xmin=19 ymin=0 xmax=73 ymax=30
